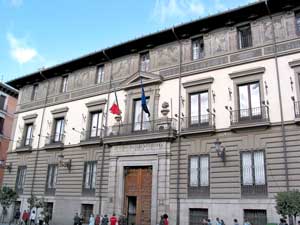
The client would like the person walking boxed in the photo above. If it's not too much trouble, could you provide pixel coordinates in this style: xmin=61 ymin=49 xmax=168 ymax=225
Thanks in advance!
xmin=118 ymin=214 xmax=127 ymax=225
xmin=207 ymin=219 xmax=212 ymax=225
xmin=43 ymin=211 xmax=50 ymax=225
xmin=22 ymin=210 xmax=29 ymax=225
xmin=37 ymin=211 xmax=44 ymax=225
xmin=95 ymin=214 xmax=101 ymax=225
xmin=221 ymin=219 xmax=226 ymax=225
xmin=244 ymin=219 xmax=251 ymax=225
xmin=101 ymin=215 xmax=108 ymax=225
xmin=89 ymin=214 xmax=95 ymax=225
xmin=30 ymin=210 xmax=36 ymax=225
xmin=109 ymin=213 xmax=117 ymax=225
xmin=14 ymin=209 xmax=21 ymax=225
xmin=163 ymin=214 xmax=169 ymax=225
xmin=233 ymin=219 xmax=239 ymax=225
xmin=74 ymin=213 xmax=80 ymax=225
xmin=216 ymin=218 xmax=222 ymax=225
xmin=159 ymin=215 xmax=164 ymax=225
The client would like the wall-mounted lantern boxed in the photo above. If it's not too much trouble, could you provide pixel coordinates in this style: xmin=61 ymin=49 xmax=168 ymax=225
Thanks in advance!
xmin=214 ymin=138 xmax=226 ymax=162
xmin=58 ymin=153 xmax=71 ymax=172
xmin=0 ymin=160 xmax=12 ymax=173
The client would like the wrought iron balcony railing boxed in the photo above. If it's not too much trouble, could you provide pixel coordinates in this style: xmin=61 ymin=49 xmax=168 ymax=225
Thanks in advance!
xmin=182 ymin=114 xmax=215 ymax=131
xmin=80 ymin=128 xmax=103 ymax=142
xmin=230 ymin=106 xmax=269 ymax=126
xmin=241 ymin=184 xmax=268 ymax=198
xmin=45 ymin=134 xmax=65 ymax=145
xmin=294 ymin=101 xmax=300 ymax=119
xmin=105 ymin=118 xmax=177 ymax=137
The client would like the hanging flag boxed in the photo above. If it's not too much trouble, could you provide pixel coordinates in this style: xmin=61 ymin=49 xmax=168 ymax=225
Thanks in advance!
xmin=141 ymin=78 xmax=151 ymax=117
xmin=109 ymin=89 xmax=121 ymax=115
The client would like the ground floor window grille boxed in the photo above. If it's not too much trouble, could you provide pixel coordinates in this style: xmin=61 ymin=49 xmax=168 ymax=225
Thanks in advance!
xmin=81 ymin=204 xmax=93 ymax=224
xmin=244 ymin=209 xmax=267 ymax=225
xmin=189 ymin=208 xmax=208 ymax=225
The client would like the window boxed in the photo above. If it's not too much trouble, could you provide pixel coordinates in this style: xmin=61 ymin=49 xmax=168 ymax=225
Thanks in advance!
xmin=46 ymin=164 xmax=58 ymax=194
xmin=53 ymin=118 xmax=65 ymax=142
xmin=189 ymin=155 xmax=209 ymax=187
xmin=296 ymin=11 xmax=300 ymax=35
xmin=238 ymin=24 xmax=252 ymax=49
xmin=189 ymin=92 xmax=209 ymax=125
xmin=89 ymin=111 xmax=102 ymax=138
xmin=0 ymin=118 xmax=4 ymax=134
xmin=45 ymin=202 xmax=54 ymax=221
xmin=244 ymin=209 xmax=267 ymax=225
xmin=192 ymin=37 xmax=204 ymax=60
xmin=133 ymin=98 xmax=150 ymax=131
xmin=81 ymin=204 xmax=93 ymax=224
xmin=31 ymin=84 xmax=38 ymax=101
xmin=83 ymin=161 xmax=97 ymax=193
xmin=238 ymin=82 xmax=261 ymax=118
xmin=61 ymin=75 xmax=68 ymax=93
xmin=189 ymin=209 xmax=208 ymax=225
xmin=96 ymin=65 xmax=104 ymax=84
xmin=140 ymin=52 xmax=150 ymax=72
xmin=16 ymin=166 xmax=26 ymax=193
xmin=24 ymin=123 xmax=33 ymax=146
xmin=0 ymin=95 xmax=6 ymax=111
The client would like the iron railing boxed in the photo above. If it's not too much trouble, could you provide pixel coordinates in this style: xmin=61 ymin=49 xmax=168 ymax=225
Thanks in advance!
xmin=294 ymin=101 xmax=300 ymax=118
xmin=16 ymin=138 xmax=33 ymax=149
xmin=241 ymin=184 xmax=268 ymax=198
xmin=45 ymin=134 xmax=65 ymax=145
xmin=182 ymin=114 xmax=215 ymax=131
xmin=105 ymin=118 xmax=177 ymax=137
xmin=80 ymin=128 xmax=103 ymax=142
xmin=231 ymin=106 xmax=269 ymax=126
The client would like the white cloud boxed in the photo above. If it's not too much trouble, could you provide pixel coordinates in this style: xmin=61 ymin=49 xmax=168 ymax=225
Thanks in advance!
xmin=6 ymin=33 xmax=38 ymax=64
xmin=9 ymin=0 xmax=23 ymax=7
xmin=151 ymin=0 xmax=205 ymax=24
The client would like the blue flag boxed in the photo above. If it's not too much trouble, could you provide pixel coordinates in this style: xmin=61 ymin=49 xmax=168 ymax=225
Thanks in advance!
xmin=141 ymin=79 xmax=150 ymax=117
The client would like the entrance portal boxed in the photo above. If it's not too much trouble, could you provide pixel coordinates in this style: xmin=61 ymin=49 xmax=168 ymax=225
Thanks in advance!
xmin=124 ymin=166 xmax=152 ymax=225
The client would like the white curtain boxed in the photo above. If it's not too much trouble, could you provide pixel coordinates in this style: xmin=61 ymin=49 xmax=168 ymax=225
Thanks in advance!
xmin=92 ymin=163 xmax=96 ymax=189
xmin=190 ymin=157 xmax=199 ymax=187
xmin=254 ymin=151 xmax=266 ymax=185
xmin=242 ymin=152 xmax=253 ymax=185
xmin=200 ymin=156 xmax=209 ymax=186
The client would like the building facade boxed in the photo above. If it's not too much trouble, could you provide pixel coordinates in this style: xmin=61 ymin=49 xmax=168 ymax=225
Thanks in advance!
xmin=3 ymin=1 xmax=300 ymax=225
xmin=0 ymin=82 xmax=18 ymax=186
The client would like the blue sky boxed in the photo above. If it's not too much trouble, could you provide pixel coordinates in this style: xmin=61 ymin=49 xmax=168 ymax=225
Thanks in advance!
xmin=0 ymin=0 xmax=255 ymax=82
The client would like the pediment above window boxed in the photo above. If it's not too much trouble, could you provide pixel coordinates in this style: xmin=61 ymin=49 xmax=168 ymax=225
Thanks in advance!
xmin=121 ymin=71 xmax=163 ymax=89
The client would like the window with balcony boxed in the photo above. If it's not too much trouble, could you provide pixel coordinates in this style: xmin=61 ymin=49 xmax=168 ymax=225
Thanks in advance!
xmin=192 ymin=37 xmax=204 ymax=60
xmin=133 ymin=98 xmax=150 ymax=131
xmin=238 ymin=24 xmax=252 ymax=49
xmin=189 ymin=155 xmax=209 ymax=197
xmin=46 ymin=164 xmax=58 ymax=195
xmin=24 ymin=123 xmax=33 ymax=147
xmin=16 ymin=166 xmax=26 ymax=193
xmin=241 ymin=150 xmax=267 ymax=197
xmin=83 ymin=161 xmax=96 ymax=195
xmin=61 ymin=75 xmax=68 ymax=93
xmin=189 ymin=92 xmax=209 ymax=127
xmin=96 ymin=65 xmax=104 ymax=84
xmin=296 ymin=11 xmax=300 ymax=35
xmin=89 ymin=111 xmax=102 ymax=138
xmin=31 ymin=84 xmax=38 ymax=101
xmin=53 ymin=118 xmax=64 ymax=143
xmin=244 ymin=209 xmax=267 ymax=225
xmin=0 ymin=95 xmax=6 ymax=111
xmin=140 ymin=52 xmax=150 ymax=72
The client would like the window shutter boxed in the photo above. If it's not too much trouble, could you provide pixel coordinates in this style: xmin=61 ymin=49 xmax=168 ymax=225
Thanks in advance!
xmin=190 ymin=157 xmax=199 ymax=187
xmin=254 ymin=151 xmax=266 ymax=185
xmin=242 ymin=152 xmax=253 ymax=185
xmin=200 ymin=156 xmax=209 ymax=187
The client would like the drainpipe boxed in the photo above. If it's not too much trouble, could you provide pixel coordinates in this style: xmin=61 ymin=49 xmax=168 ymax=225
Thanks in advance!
xmin=98 ymin=50 xmax=114 ymax=214
xmin=264 ymin=0 xmax=290 ymax=190
xmin=172 ymin=27 xmax=182 ymax=225
xmin=30 ymin=70 xmax=51 ymax=195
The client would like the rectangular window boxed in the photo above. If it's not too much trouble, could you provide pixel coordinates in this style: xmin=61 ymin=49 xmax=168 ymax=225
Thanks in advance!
xmin=140 ymin=52 xmax=150 ymax=72
xmin=189 ymin=91 xmax=209 ymax=125
xmin=89 ymin=111 xmax=102 ymax=138
xmin=0 ymin=118 xmax=4 ymax=134
xmin=189 ymin=155 xmax=209 ymax=187
xmin=31 ymin=84 xmax=38 ymax=101
xmin=238 ymin=82 xmax=261 ymax=118
xmin=53 ymin=118 xmax=65 ymax=142
xmin=296 ymin=11 xmax=300 ymax=35
xmin=96 ymin=65 xmax=104 ymax=84
xmin=61 ymin=75 xmax=68 ymax=93
xmin=192 ymin=37 xmax=204 ymax=60
xmin=24 ymin=124 xmax=33 ymax=146
xmin=238 ymin=24 xmax=252 ymax=49
xmin=16 ymin=166 xmax=26 ymax=193
xmin=83 ymin=161 xmax=97 ymax=192
xmin=0 ymin=95 xmax=6 ymax=111
xmin=189 ymin=208 xmax=208 ymax=225
xmin=133 ymin=98 xmax=150 ymax=131
xmin=244 ymin=209 xmax=267 ymax=225
xmin=46 ymin=164 xmax=58 ymax=193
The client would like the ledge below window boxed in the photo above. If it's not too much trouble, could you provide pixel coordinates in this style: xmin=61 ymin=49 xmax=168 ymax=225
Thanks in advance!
xmin=15 ymin=146 xmax=32 ymax=153
xmin=43 ymin=142 xmax=64 ymax=151
xmin=82 ymin=188 xmax=95 ymax=196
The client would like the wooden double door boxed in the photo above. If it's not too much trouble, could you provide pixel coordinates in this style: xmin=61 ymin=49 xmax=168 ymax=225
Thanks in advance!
xmin=124 ymin=166 xmax=152 ymax=225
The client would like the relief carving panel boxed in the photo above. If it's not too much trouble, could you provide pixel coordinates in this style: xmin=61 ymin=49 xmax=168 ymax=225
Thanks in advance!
xmin=151 ymin=44 xmax=179 ymax=70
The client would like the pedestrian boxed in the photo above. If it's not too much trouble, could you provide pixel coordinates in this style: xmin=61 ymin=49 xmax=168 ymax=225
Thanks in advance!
xmin=203 ymin=218 xmax=208 ymax=225
xmin=118 ymin=214 xmax=127 ymax=225
xmin=95 ymin=214 xmax=101 ymax=225
xmin=89 ymin=214 xmax=95 ymax=225
xmin=30 ymin=210 xmax=36 ymax=225
xmin=38 ymin=211 xmax=44 ymax=225
xmin=44 ymin=211 xmax=50 ymax=225
xmin=79 ymin=213 xmax=83 ymax=225
xmin=101 ymin=215 xmax=108 ymax=225
xmin=244 ymin=219 xmax=251 ymax=225
xmin=233 ymin=219 xmax=239 ymax=225
xmin=22 ymin=210 xmax=29 ymax=225
xmin=110 ymin=213 xmax=118 ymax=225
xmin=208 ymin=219 xmax=212 ymax=225
xmin=216 ymin=218 xmax=222 ymax=225
xmin=74 ymin=213 xmax=80 ymax=225
xmin=163 ymin=214 xmax=169 ymax=225
xmin=221 ymin=219 xmax=226 ymax=225
xmin=14 ymin=209 xmax=21 ymax=225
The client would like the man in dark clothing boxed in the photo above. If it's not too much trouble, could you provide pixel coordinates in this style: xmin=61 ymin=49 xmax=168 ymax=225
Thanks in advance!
xmin=14 ymin=209 xmax=21 ymax=225
xmin=74 ymin=213 xmax=80 ymax=225
xmin=101 ymin=215 xmax=109 ymax=225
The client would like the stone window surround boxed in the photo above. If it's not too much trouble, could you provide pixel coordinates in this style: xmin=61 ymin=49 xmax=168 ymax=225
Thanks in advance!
xmin=124 ymin=84 xmax=160 ymax=124
xmin=229 ymin=67 xmax=266 ymax=111
xmin=183 ymin=77 xmax=214 ymax=121
xmin=50 ymin=107 xmax=68 ymax=139
xmin=85 ymin=99 xmax=106 ymax=138
xmin=188 ymin=154 xmax=210 ymax=188
xmin=289 ymin=59 xmax=300 ymax=100
xmin=20 ymin=113 xmax=38 ymax=147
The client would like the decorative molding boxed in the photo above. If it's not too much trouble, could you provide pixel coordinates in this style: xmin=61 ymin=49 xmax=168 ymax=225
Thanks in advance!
xmin=121 ymin=71 xmax=163 ymax=89
xmin=289 ymin=59 xmax=300 ymax=68
xmin=229 ymin=67 xmax=265 ymax=79
xmin=51 ymin=107 xmax=69 ymax=115
xmin=182 ymin=77 xmax=214 ymax=88
xmin=85 ymin=99 xmax=107 ymax=108
xmin=22 ymin=113 xmax=38 ymax=121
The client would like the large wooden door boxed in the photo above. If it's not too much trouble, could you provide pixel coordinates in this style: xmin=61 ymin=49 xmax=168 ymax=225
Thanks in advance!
xmin=124 ymin=166 xmax=152 ymax=225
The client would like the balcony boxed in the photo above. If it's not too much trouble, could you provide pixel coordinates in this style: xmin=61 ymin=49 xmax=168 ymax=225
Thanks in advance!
xmin=241 ymin=184 xmax=268 ymax=198
xmin=80 ymin=128 xmax=103 ymax=146
xmin=181 ymin=114 xmax=215 ymax=135
xmin=16 ymin=138 xmax=33 ymax=152
xmin=230 ymin=106 xmax=270 ymax=130
xmin=104 ymin=118 xmax=177 ymax=145
xmin=44 ymin=134 xmax=65 ymax=150
xmin=293 ymin=101 xmax=300 ymax=123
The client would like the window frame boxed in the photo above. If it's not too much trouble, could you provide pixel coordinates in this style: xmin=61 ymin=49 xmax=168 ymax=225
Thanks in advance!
xmin=89 ymin=111 xmax=102 ymax=138
xmin=53 ymin=117 xmax=65 ymax=143
xmin=237 ymin=24 xmax=253 ymax=49
xmin=191 ymin=37 xmax=204 ymax=61
xmin=31 ymin=84 xmax=38 ymax=101
xmin=23 ymin=123 xmax=33 ymax=147
xmin=96 ymin=65 xmax=105 ymax=84
xmin=15 ymin=166 xmax=27 ymax=194
xmin=0 ymin=95 xmax=7 ymax=111
xmin=82 ymin=161 xmax=97 ymax=195
xmin=295 ymin=11 xmax=300 ymax=35
xmin=45 ymin=164 xmax=58 ymax=195
xmin=189 ymin=91 xmax=209 ymax=126
xmin=132 ymin=97 xmax=150 ymax=131
xmin=61 ymin=75 xmax=68 ymax=93
xmin=140 ymin=52 xmax=150 ymax=72
xmin=0 ymin=117 xmax=4 ymax=135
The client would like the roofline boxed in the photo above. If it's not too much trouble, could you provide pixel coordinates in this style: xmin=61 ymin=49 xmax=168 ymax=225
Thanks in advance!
xmin=0 ymin=82 xmax=19 ymax=97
